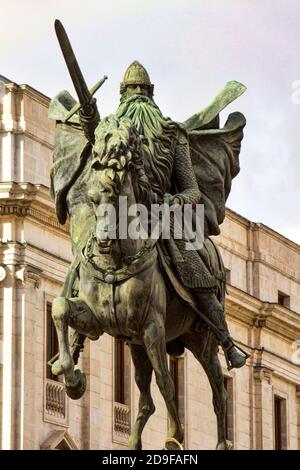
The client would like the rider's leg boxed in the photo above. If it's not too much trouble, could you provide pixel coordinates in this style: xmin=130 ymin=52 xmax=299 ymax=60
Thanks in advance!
xmin=192 ymin=288 xmax=247 ymax=369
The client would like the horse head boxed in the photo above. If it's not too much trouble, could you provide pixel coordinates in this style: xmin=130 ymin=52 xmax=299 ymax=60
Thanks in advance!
xmin=87 ymin=115 xmax=150 ymax=253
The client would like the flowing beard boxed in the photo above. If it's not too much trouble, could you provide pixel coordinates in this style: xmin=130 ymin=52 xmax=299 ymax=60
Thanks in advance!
xmin=116 ymin=94 xmax=178 ymax=197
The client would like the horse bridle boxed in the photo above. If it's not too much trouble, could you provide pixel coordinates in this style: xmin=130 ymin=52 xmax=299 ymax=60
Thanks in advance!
xmin=81 ymin=235 xmax=157 ymax=284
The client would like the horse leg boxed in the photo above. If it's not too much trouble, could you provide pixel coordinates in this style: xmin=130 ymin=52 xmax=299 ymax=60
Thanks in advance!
xmin=51 ymin=297 xmax=78 ymax=387
xmin=183 ymin=331 xmax=232 ymax=450
xmin=52 ymin=296 xmax=100 ymax=399
xmin=143 ymin=323 xmax=184 ymax=449
xmin=128 ymin=344 xmax=155 ymax=450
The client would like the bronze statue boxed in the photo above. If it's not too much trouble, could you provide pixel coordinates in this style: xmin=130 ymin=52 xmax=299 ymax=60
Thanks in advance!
xmin=49 ymin=20 xmax=249 ymax=450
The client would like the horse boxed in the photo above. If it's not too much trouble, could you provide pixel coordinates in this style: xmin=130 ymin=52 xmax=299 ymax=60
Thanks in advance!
xmin=51 ymin=115 xmax=231 ymax=450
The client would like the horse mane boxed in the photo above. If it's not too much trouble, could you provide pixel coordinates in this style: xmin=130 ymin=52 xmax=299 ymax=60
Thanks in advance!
xmin=93 ymin=115 xmax=151 ymax=205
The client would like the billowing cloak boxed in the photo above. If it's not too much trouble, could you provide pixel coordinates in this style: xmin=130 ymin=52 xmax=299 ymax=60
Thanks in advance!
xmin=49 ymin=90 xmax=90 ymax=226
xmin=182 ymin=80 xmax=246 ymax=237
xmin=49 ymin=80 xmax=246 ymax=240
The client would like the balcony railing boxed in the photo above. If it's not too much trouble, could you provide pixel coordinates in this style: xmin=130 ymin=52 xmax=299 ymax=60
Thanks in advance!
xmin=44 ymin=379 xmax=68 ymax=426
xmin=113 ymin=402 xmax=131 ymax=441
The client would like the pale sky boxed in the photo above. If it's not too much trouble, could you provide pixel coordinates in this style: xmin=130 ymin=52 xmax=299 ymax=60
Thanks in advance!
xmin=1 ymin=0 xmax=300 ymax=243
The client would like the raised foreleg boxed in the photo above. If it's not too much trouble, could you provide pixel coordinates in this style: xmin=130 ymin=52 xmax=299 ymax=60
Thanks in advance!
xmin=52 ymin=297 xmax=100 ymax=399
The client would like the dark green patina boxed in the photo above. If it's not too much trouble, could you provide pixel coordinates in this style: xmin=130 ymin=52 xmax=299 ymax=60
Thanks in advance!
xmin=49 ymin=21 xmax=248 ymax=450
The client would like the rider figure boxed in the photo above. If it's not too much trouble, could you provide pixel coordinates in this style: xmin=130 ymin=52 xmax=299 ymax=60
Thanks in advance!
xmin=109 ymin=61 xmax=247 ymax=369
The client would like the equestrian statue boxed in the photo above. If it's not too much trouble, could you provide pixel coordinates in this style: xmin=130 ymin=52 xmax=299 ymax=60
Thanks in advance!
xmin=48 ymin=20 xmax=249 ymax=450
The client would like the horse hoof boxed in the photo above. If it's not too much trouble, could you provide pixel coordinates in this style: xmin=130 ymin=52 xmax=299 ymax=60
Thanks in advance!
xmin=65 ymin=369 xmax=86 ymax=400
xmin=164 ymin=437 xmax=184 ymax=450
xmin=216 ymin=440 xmax=233 ymax=450
xmin=51 ymin=360 xmax=63 ymax=376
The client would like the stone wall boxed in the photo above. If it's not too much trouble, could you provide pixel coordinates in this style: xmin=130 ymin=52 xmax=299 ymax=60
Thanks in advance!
xmin=0 ymin=77 xmax=299 ymax=450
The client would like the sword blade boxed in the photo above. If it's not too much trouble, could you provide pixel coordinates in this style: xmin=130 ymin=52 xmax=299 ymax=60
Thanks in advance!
xmin=55 ymin=19 xmax=90 ymax=106
xmin=64 ymin=75 xmax=108 ymax=123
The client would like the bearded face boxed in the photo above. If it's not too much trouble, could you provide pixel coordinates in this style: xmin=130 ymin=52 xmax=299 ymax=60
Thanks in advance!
xmin=116 ymin=93 xmax=178 ymax=198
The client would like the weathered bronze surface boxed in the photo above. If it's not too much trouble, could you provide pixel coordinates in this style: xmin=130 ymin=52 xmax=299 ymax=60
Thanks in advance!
xmin=49 ymin=21 xmax=248 ymax=450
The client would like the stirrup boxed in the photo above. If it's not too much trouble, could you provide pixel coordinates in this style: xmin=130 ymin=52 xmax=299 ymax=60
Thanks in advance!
xmin=223 ymin=341 xmax=250 ymax=371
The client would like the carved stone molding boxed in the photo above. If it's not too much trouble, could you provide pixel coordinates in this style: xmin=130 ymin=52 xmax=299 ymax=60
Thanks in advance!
xmin=15 ymin=264 xmax=42 ymax=288
xmin=40 ymin=429 xmax=76 ymax=450
xmin=253 ymin=365 xmax=273 ymax=384
xmin=253 ymin=317 xmax=267 ymax=328
xmin=0 ymin=205 xmax=29 ymax=217
xmin=0 ymin=265 xmax=7 ymax=282
xmin=0 ymin=204 xmax=69 ymax=234
xmin=28 ymin=207 xmax=69 ymax=233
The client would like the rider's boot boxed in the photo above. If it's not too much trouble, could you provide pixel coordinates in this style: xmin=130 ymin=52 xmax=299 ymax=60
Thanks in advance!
xmin=193 ymin=289 xmax=249 ymax=369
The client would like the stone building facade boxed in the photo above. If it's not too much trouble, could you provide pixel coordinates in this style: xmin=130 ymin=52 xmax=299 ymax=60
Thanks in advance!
xmin=0 ymin=76 xmax=299 ymax=450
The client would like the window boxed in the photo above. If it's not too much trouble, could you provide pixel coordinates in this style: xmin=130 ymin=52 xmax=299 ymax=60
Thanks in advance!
xmin=114 ymin=338 xmax=131 ymax=405
xmin=113 ymin=338 xmax=131 ymax=441
xmin=44 ymin=300 xmax=67 ymax=426
xmin=278 ymin=291 xmax=290 ymax=308
xmin=169 ymin=357 xmax=185 ymax=427
xmin=46 ymin=302 xmax=59 ymax=381
xmin=274 ymin=396 xmax=287 ymax=450
xmin=224 ymin=376 xmax=234 ymax=445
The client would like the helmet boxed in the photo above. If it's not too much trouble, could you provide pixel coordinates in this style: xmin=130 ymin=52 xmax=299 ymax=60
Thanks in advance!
xmin=120 ymin=61 xmax=154 ymax=96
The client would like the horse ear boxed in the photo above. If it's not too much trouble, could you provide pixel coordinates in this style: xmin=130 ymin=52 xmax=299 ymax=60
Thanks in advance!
xmin=118 ymin=170 xmax=125 ymax=182
xmin=119 ymin=156 xmax=126 ymax=168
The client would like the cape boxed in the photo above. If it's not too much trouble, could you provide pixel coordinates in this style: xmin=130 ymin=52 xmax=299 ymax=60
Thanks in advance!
xmin=49 ymin=90 xmax=90 ymax=226
xmin=181 ymin=80 xmax=246 ymax=237
xmin=49 ymin=80 xmax=246 ymax=240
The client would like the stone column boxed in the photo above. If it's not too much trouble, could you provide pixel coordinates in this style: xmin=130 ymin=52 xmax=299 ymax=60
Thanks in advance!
xmin=0 ymin=252 xmax=42 ymax=450
xmin=13 ymin=263 xmax=42 ymax=450
xmin=296 ymin=385 xmax=300 ymax=450
xmin=0 ymin=263 xmax=15 ymax=449
xmin=253 ymin=365 xmax=274 ymax=449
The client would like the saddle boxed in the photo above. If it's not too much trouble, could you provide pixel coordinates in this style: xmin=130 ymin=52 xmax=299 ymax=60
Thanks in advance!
xmin=156 ymin=241 xmax=199 ymax=312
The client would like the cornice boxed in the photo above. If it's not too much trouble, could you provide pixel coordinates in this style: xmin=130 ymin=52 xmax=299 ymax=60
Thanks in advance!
xmin=0 ymin=241 xmax=69 ymax=285
xmin=225 ymin=207 xmax=251 ymax=229
xmin=0 ymin=128 xmax=54 ymax=150
xmin=0 ymin=182 xmax=70 ymax=235
xmin=216 ymin=240 xmax=300 ymax=285
xmin=225 ymin=207 xmax=300 ymax=253
xmin=226 ymin=284 xmax=300 ymax=340
xmin=15 ymin=263 xmax=43 ymax=288
xmin=4 ymin=82 xmax=50 ymax=107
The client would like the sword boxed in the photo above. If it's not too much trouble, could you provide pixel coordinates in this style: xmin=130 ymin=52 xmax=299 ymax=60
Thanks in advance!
xmin=55 ymin=19 xmax=91 ymax=109
xmin=63 ymin=75 xmax=107 ymax=123
xmin=54 ymin=19 xmax=106 ymax=136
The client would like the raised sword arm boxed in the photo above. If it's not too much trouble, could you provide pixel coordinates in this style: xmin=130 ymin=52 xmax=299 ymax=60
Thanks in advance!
xmin=54 ymin=19 xmax=107 ymax=142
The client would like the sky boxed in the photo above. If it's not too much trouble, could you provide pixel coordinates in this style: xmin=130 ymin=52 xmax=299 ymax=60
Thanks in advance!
xmin=1 ymin=0 xmax=300 ymax=244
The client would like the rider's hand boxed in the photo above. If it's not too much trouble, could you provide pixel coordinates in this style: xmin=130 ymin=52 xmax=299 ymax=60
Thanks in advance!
xmin=164 ymin=193 xmax=183 ymax=206
xmin=78 ymin=98 xmax=100 ymax=143
xmin=80 ymin=97 xmax=98 ymax=119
